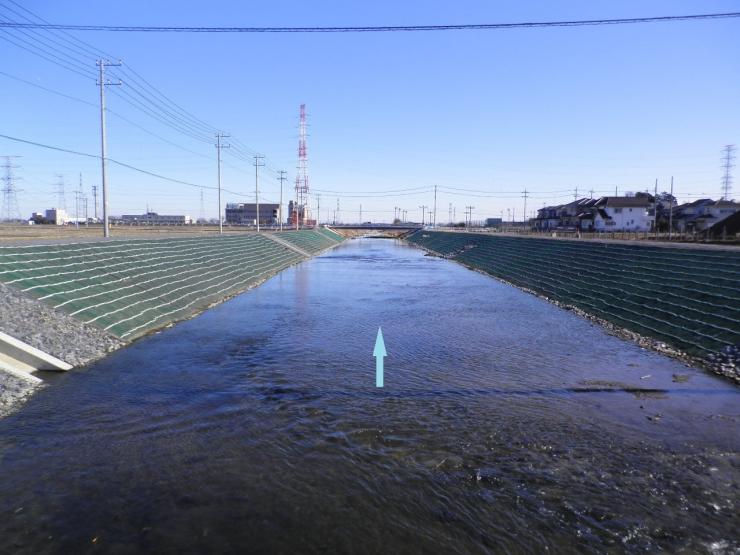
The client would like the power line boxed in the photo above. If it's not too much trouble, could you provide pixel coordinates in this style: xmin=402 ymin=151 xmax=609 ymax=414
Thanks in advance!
xmin=0 ymin=132 xmax=250 ymax=197
xmin=1 ymin=13 xmax=737 ymax=33
xmin=0 ymin=4 xmax=278 ymax=177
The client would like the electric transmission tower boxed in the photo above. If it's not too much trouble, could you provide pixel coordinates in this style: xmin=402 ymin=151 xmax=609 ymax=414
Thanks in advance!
xmin=721 ymin=144 xmax=735 ymax=200
xmin=198 ymin=188 xmax=206 ymax=223
xmin=295 ymin=104 xmax=309 ymax=226
xmin=55 ymin=174 xmax=66 ymax=210
xmin=1 ymin=156 xmax=22 ymax=222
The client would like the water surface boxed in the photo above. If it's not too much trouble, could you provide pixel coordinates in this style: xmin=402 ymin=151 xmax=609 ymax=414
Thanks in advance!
xmin=0 ymin=238 xmax=738 ymax=554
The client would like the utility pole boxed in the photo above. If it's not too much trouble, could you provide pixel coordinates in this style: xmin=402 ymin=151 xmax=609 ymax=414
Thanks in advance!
xmin=573 ymin=187 xmax=579 ymax=200
xmin=253 ymin=154 xmax=265 ymax=231
xmin=433 ymin=185 xmax=437 ymax=227
xmin=448 ymin=203 xmax=452 ymax=225
xmin=215 ymin=132 xmax=230 ymax=234
xmin=419 ymin=205 xmax=426 ymax=226
xmin=654 ymin=178 xmax=658 ymax=240
xmin=316 ymin=193 xmax=320 ymax=227
xmin=589 ymin=189 xmax=594 ymax=199
xmin=92 ymin=185 xmax=98 ymax=221
xmin=522 ymin=189 xmax=529 ymax=228
xmin=721 ymin=144 xmax=735 ymax=200
xmin=75 ymin=173 xmax=83 ymax=229
xmin=1 ymin=156 xmax=22 ymax=222
xmin=295 ymin=179 xmax=299 ymax=230
xmin=97 ymin=59 xmax=121 ymax=238
xmin=336 ymin=198 xmax=340 ymax=225
xmin=668 ymin=176 xmax=674 ymax=241
xmin=466 ymin=206 xmax=475 ymax=229
xmin=359 ymin=204 xmax=362 ymax=223
xmin=278 ymin=171 xmax=286 ymax=231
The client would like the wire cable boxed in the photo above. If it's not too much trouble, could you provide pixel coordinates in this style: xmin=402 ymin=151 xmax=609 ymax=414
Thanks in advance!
xmin=1 ymin=13 xmax=737 ymax=32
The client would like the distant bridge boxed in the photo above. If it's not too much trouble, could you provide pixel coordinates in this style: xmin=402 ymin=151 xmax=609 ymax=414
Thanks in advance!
xmin=327 ymin=224 xmax=422 ymax=231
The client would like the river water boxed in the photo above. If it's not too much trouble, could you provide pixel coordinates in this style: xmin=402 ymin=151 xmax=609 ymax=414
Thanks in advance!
xmin=0 ymin=238 xmax=738 ymax=554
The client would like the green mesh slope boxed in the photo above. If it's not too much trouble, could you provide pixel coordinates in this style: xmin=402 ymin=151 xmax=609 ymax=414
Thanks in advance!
xmin=0 ymin=234 xmax=305 ymax=340
xmin=408 ymin=231 xmax=740 ymax=357
xmin=275 ymin=229 xmax=342 ymax=254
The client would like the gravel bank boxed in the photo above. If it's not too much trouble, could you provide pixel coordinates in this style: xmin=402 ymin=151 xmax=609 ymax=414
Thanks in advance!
xmin=0 ymin=282 xmax=124 ymax=367
xmin=0 ymin=281 xmax=124 ymax=417
xmin=0 ymin=371 xmax=42 ymax=419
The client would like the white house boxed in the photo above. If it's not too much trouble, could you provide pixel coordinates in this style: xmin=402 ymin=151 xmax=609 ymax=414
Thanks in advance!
xmin=592 ymin=197 xmax=654 ymax=232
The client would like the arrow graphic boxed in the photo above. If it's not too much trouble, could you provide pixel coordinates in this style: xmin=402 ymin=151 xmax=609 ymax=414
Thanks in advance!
xmin=373 ymin=327 xmax=387 ymax=388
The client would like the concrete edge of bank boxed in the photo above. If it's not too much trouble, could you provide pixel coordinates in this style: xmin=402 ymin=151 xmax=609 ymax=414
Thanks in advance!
xmin=406 ymin=235 xmax=740 ymax=385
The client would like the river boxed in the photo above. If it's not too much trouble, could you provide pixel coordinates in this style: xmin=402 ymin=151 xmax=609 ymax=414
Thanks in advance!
xmin=0 ymin=238 xmax=738 ymax=554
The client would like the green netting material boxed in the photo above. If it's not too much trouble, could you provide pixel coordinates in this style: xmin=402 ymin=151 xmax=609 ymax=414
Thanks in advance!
xmin=407 ymin=231 xmax=740 ymax=357
xmin=0 ymin=230 xmax=341 ymax=340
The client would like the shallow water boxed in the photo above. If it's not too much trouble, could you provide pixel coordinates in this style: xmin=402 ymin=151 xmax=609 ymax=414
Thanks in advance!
xmin=0 ymin=238 xmax=738 ymax=554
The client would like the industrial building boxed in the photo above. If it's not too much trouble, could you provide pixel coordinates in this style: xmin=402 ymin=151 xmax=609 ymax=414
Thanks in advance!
xmin=119 ymin=212 xmax=193 ymax=225
xmin=225 ymin=203 xmax=279 ymax=226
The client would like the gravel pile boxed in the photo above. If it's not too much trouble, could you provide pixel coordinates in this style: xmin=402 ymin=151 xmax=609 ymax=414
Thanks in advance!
xmin=706 ymin=345 xmax=740 ymax=382
xmin=0 ymin=282 xmax=124 ymax=367
xmin=0 ymin=371 xmax=41 ymax=419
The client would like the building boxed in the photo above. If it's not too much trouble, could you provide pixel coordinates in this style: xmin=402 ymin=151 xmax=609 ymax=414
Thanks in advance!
xmin=673 ymin=199 xmax=740 ymax=232
xmin=534 ymin=196 xmax=655 ymax=232
xmin=484 ymin=217 xmax=503 ymax=227
xmin=119 ymin=212 xmax=193 ymax=225
xmin=44 ymin=208 xmax=69 ymax=226
xmin=225 ymin=203 xmax=279 ymax=226
xmin=534 ymin=198 xmax=597 ymax=231
xmin=590 ymin=196 xmax=654 ymax=231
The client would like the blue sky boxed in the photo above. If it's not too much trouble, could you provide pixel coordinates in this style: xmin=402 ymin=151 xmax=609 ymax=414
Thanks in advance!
xmin=1 ymin=0 xmax=739 ymax=223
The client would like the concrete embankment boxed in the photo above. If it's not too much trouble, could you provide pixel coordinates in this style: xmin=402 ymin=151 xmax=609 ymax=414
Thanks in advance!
xmin=0 ymin=228 xmax=343 ymax=413
xmin=407 ymin=230 xmax=740 ymax=382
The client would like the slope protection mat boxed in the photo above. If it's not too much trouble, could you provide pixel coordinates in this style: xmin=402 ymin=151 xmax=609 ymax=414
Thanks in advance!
xmin=275 ymin=228 xmax=343 ymax=254
xmin=0 ymin=234 xmax=306 ymax=340
xmin=407 ymin=231 xmax=740 ymax=357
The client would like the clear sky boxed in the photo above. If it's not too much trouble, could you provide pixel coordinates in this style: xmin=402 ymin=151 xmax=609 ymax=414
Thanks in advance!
xmin=1 ymin=0 xmax=739 ymax=223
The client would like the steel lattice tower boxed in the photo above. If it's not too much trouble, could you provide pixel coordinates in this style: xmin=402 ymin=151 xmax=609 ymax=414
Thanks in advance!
xmin=295 ymin=104 xmax=309 ymax=225
xmin=1 ymin=156 xmax=22 ymax=222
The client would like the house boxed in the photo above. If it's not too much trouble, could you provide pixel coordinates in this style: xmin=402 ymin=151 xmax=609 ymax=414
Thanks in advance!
xmin=673 ymin=199 xmax=740 ymax=232
xmin=535 ymin=198 xmax=596 ymax=230
xmin=591 ymin=196 xmax=654 ymax=231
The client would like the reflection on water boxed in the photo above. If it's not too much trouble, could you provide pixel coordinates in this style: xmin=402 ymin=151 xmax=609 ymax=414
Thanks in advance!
xmin=0 ymin=238 xmax=738 ymax=554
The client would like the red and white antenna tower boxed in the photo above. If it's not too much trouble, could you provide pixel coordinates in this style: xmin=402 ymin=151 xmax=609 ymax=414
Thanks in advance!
xmin=295 ymin=103 xmax=309 ymax=225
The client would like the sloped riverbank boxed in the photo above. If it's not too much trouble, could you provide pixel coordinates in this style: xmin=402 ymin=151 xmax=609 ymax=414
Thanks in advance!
xmin=407 ymin=230 xmax=740 ymax=383
xmin=0 ymin=229 xmax=344 ymax=414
